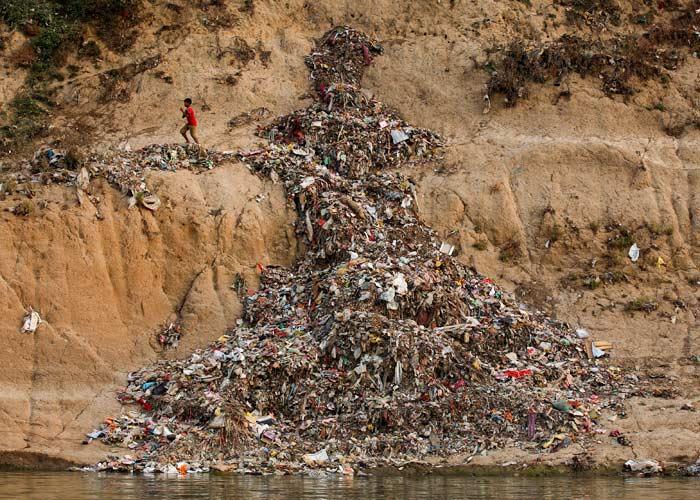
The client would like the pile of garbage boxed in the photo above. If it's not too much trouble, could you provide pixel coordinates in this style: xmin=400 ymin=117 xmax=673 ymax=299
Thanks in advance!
xmin=83 ymin=27 xmax=631 ymax=475
xmin=0 ymin=143 xmax=233 ymax=211
xmin=305 ymin=26 xmax=383 ymax=108
xmin=259 ymin=28 xmax=440 ymax=177
xmin=259 ymin=104 xmax=441 ymax=177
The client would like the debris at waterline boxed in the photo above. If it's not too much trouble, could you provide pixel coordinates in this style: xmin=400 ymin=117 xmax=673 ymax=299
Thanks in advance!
xmin=625 ymin=459 xmax=663 ymax=475
xmin=83 ymin=26 xmax=631 ymax=475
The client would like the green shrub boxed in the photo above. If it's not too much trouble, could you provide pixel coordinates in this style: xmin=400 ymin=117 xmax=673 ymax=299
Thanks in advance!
xmin=0 ymin=0 xmax=139 ymax=154
xmin=0 ymin=1 xmax=55 ymax=29
xmin=1 ymin=0 xmax=138 ymax=80
xmin=583 ymin=276 xmax=601 ymax=290
xmin=64 ymin=147 xmax=84 ymax=169
xmin=624 ymin=297 xmax=658 ymax=313
xmin=546 ymin=223 xmax=561 ymax=243
xmin=646 ymin=222 xmax=673 ymax=237
xmin=11 ymin=95 xmax=47 ymax=118
xmin=607 ymin=227 xmax=634 ymax=249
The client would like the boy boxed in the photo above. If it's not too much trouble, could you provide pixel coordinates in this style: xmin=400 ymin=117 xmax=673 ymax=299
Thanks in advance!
xmin=180 ymin=98 xmax=200 ymax=144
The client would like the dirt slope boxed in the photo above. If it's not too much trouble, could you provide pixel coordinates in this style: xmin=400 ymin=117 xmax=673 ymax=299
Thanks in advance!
xmin=0 ymin=165 xmax=296 ymax=465
xmin=1 ymin=0 xmax=699 ymax=468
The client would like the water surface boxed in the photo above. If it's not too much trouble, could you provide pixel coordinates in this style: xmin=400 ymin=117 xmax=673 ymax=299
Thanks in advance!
xmin=0 ymin=472 xmax=698 ymax=499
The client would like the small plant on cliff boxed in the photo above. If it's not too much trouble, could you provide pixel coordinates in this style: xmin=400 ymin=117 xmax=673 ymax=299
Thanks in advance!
xmin=473 ymin=240 xmax=488 ymax=251
xmin=0 ymin=92 xmax=50 ymax=153
xmin=545 ymin=223 xmax=561 ymax=244
xmin=13 ymin=200 xmax=34 ymax=216
xmin=499 ymin=238 xmax=522 ymax=262
xmin=240 ymin=0 xmax=255 ymax=13
xmin=64 ymin=147 xmax=85 ymax=170
xmin=606 ymin=226 xmax=634 ymax=250
xmin=624 ymin=297 xmax=658 ymax=313
xmin=646 ymin=222 xmax=673 ymax=237
xmin=582 ymin=275 xmax=601 ymax=290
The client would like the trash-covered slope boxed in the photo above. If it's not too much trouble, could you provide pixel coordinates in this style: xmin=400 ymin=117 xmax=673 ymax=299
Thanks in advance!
xmin=83 ymin=27 xmax=630 ymax=475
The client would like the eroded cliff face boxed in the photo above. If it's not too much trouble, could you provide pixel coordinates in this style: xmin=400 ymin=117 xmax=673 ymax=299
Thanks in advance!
xmin=0 ymin=165 xmax=296 ymax=465
xmin=1 ymin=0 xmax=699 ymax=468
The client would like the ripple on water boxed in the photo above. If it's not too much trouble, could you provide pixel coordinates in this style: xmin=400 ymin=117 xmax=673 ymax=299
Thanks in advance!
xmin=0 ymin=473 xmax=699 ymax=500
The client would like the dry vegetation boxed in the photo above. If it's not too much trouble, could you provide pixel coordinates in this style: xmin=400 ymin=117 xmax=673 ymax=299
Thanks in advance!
xmin=485 ymin=3 xmax=700 ymax=106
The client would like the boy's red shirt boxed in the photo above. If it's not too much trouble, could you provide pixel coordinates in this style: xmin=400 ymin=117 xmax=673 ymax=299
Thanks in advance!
xmin=185 ymin=107 xmax=198 ymax=126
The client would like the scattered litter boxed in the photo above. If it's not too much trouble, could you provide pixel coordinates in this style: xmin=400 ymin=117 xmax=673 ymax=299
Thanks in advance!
xmin=542 ymin=433 xmax=571 ymax=451
xmin=157 ymin=322 xmax=182 ymax=348
xmin=139 ymin=194 xmax=161 ymax=212
xmin=592 ymin=341 xmax=612 ymax=358
xmin=439 ymin=242 xmax=455 ymax=256
xmin=392 ymin=273 xmax=408 ymax=294
xmin=303 ymin=449 xmax=330 ymax=467
xmin=592 ymin=345 xmax=607 ymax=358
xmin=624 ymin=459 xmax=662 ymax=474
xmin=551 ymin=400 xmax=572 ymax=412
xmin=575 ymin=328 xmax=590 ymax=339
xmin=75 ymin=167 xmax=91 ymax=206
xmin=503 ymin=369 xmax=532 ymax=379
xmin=76 ymin=167 xmax=90 ymax=191
xmin=656 ymin=256 xmax=665 ymax=270
xmin=21 ymin=310 xmax=41 ymax=334
xmin=1 ymin=144 xmax=235 ymax=212
xmin=686 ymin=458 xmax=700 ymax=476
xmin=611 ymin=429 xmax=631 ymax=446
xmin=300 ymin=177 xmax=316 ymax=188
xmin=628 ymin=243 xmax=640 ymax=262
xmin=391 ymin=129 xmax=409 ymax=144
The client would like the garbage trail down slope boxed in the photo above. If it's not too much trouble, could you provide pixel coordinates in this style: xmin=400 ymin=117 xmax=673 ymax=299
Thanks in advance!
xmin=2 ymin=142 xmax=236 ymax=215
xmin=83 ymin=27 xmax=631 ymax=475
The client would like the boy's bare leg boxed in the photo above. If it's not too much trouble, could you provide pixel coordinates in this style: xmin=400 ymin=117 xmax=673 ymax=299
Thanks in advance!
xmin=180 ymin=124 xmax=190 ymax=143
xmin=190 ymin=126 xmax=200 ymax=145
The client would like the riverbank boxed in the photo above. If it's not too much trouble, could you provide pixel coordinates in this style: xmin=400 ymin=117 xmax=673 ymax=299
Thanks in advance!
xmin=0 ymin=453 xmax=697 ymax=479
xmin=3 ymin=1 xmax=700 ymax=476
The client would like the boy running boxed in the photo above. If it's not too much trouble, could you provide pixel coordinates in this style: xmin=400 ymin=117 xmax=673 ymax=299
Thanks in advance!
xmin=180 ymin=98 xmax=200 ymax=144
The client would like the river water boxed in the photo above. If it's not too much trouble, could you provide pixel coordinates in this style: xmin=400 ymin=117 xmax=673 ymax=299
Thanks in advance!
xmin=0 ymin=472 xmax=698 ymax=499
